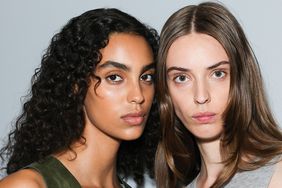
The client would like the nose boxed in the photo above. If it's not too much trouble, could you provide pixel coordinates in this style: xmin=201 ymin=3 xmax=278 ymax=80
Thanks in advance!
xmin=194 ymin=80 xmax=210 ymax=104
xmin=128 ymin=83 xmax=145 ymax=104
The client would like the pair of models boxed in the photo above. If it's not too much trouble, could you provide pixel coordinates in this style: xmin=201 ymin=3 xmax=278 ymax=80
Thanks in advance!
xmin=1 ymin=2 xmax=282 ymax=188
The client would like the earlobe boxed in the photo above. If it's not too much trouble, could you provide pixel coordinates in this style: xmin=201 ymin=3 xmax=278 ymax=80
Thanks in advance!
xmin=72 ymin=84 xmax=79 ymax=94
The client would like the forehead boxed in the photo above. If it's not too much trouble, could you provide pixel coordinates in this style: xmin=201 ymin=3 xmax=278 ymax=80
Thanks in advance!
xmin=166 ymin=33 xmax=229 ymax=69
xmin=99 ymin=33 xmax=153 ymax=68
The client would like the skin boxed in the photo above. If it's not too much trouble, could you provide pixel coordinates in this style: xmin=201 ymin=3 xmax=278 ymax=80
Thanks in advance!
xmin=166 ymin=33 xmax=282 ymax=188
xmin=84 ymin=32 xmax=155 ymax=142
xmin=166 ymin=33 xmax=230 ymax=187
xmin=0 ymin=33 xmax=155 ymax=188
xmin=269 ymin=160 xmax=282 ymax=187
xmin=166 ymin=33 xmax=230 ymax=142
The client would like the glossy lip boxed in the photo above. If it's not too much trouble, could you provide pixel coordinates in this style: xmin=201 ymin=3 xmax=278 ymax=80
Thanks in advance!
xmin=192 ymin=112 xmax=216 ymax=124
xmin=121 ymin=111 xmax=146 ymax=126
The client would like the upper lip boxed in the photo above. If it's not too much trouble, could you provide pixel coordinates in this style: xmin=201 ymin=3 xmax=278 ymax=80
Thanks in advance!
xmin=121 ymin=111 xmax=145 ymax=118
xmin=192 ymin=112 xmax=216 ymax=118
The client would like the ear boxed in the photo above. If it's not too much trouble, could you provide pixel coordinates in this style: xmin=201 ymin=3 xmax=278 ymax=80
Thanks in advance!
xmin=72 ymin=83 xmax=79 ymax=94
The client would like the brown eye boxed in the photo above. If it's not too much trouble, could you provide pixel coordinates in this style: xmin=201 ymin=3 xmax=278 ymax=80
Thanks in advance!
xmin=141 ymin=74 xmax=154 ymax=82
xmin=106 ymin=74 xmax=123 ymax=83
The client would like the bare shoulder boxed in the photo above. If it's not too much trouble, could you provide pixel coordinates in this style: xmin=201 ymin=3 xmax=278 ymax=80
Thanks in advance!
xmin=0 ymin=169 xmax=46 ymax=188
xmin=269 ymin=159 xmax=282 ymax=188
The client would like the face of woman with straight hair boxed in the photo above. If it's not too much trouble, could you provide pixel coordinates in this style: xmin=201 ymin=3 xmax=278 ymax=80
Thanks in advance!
xmin=166 ymin=33 xmax=230 ymax=142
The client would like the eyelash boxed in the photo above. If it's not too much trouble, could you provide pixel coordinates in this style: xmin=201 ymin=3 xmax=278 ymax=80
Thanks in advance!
xmin=173 ymin=74 xmax=190 ymax=83
xmin=172 ymin=69 xmax=227 ymax=83
xmin=106 ymin=74 xmax=123 ymax=84
xmin=141 ymin=73 xmax=154 ymax=84
xmin=211 ymin=70 xmax=227 ymax=79
xmin=105 ymin=72 xmax=155 ymax=84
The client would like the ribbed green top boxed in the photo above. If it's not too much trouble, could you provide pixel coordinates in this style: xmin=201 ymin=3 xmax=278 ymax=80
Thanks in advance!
xmin=26 ymin=156 xmax=81 ymax=188
xmin=26 ymin=156 xmax=132 ymax=188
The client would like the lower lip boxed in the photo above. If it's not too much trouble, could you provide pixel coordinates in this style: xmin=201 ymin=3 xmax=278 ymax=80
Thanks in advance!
xmin=122 ymin=116 xmax=144 ymax=125
xmin=193 ymin=115 xmax=215 ymax=124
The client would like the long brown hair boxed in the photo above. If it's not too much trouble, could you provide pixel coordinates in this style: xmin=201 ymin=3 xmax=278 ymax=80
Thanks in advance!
xmin=155 ymin=2 xmax=282 ymax=187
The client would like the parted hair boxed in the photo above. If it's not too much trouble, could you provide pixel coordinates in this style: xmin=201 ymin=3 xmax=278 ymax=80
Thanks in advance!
xmin=155 ymin=2 xmax=282 ymax=188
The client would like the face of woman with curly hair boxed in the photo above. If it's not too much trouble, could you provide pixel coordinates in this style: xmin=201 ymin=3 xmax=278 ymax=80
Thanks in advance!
xmin=83 ymin=33 xmax=155 ymax=141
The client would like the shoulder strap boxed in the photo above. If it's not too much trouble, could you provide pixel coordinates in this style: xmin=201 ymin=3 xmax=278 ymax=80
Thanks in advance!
xmin=25 ymin=156 xmax=81 ymax=188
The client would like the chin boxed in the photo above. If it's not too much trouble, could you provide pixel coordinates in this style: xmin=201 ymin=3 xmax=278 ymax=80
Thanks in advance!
xmin=194 ymin=131 xmax=223 ymax=142
xmin=189 ymin=123 xmax=224 ymax=142
xmin=121 ymin=128 xmax=144 ymax=141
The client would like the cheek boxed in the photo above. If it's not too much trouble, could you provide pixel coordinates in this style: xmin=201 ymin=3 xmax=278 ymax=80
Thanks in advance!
xmin=99 ymin=85 xmax=124 ymax=97
xmin=135 ymin=83 xmax=154 ymax=106
xmin=169 ymin=87 xmax=192 ymax=115
xmin=91 ymin=86 xmax=127 ymax=116
xmin=144 ymin=86 xmax=155 ymax=105
xmin=211 ymin=84 xmax=230 ymax=111
xmin=219 ymin=91 xmax=229 ymax=110
xmin=97 ymin=84 xmax=127 ymax=102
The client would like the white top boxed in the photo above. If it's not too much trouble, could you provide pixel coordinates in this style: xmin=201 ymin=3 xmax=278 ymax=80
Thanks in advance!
xmin=186 ymin=159 xmax=278 ymax=188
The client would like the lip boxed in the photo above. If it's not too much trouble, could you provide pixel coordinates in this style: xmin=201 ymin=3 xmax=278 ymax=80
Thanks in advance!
xmin=121 ymin=111 xmax=145 ymax=126
xmin=192 ymin=112 xmax=216 ymax=124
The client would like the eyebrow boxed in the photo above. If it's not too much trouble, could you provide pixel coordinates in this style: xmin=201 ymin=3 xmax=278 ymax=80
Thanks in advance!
xmin=98 ymin=60 xmax=155 ymax=72
xmin=167 ymin=60 xmax=229 ymax=73
xmin=98 ymin=61 xmax=129 ymax=71
xmin=142 ymin=62 xmax=155 ymax=72
xmin=207 ymin=61 xmax=229 ymax=70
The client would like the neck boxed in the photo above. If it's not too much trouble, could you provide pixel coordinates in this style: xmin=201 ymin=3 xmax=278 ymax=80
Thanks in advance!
xmin=196 ymin=138 xmax=224 ymax=188
xmin=56 ymin=122 xmax=121 ymax=187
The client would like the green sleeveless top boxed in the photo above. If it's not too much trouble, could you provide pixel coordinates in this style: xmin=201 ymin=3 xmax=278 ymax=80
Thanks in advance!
xmin=25 ymin=156 xmax=132 ymax=188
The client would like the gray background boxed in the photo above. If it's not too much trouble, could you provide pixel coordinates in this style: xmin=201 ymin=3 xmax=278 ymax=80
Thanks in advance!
xmin=0 ymin=0 xmax=282 ymax=186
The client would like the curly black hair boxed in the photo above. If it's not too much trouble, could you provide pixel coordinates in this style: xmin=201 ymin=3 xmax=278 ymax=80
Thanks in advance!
xmin=0 ymin=8 xmax=160 ymax=186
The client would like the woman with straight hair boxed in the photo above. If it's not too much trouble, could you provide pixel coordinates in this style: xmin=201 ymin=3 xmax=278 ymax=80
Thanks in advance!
xmin=0 ymin=8 xmax=159 ymax=188
xmin=155 ymin=2 xmax=282 ymax=188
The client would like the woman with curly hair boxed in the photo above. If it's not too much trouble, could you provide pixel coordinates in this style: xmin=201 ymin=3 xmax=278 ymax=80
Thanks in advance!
xmin=0 ymin=8 xmax=159 ymax=188
xmin=155 ymin=2 xmax=282 ymax=188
